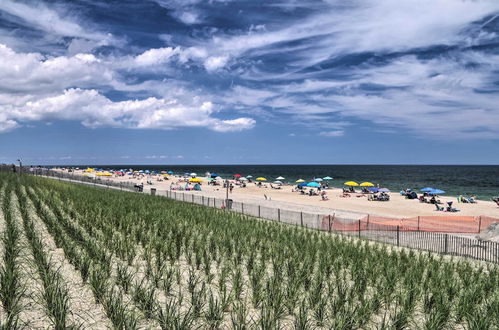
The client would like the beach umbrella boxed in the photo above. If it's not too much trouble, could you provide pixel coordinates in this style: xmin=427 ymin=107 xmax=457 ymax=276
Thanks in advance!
xmin=360 ymin=182 xmax=374 ymax=187
xmin=239 ymin=177 xmax=248 ymax=181
xmin=315 ymin=178 xmax=323 ymax=182
xmin=233 ymin=174 xmax=242 ymax=178
xmin=344 ymin=181 xmax=359 ymax=186
xmin=215 ymin=176 xmax=223 ymax=180
xmin=307 ymin=182 xmax=321 ymax=188
xmin=429 ymin=189 xmax=445 ymax=195
xmin=84 ymin=168 xmax=95 ymax=172
xmin=211 ymin=173 xmax=218 ymax=178
xmin=379 ymin=188 xmax=391 ymax=193
xmin=167 ymin=171 xmax=173 ymax=174
xmin=323 ymin=176 xmax=333 ymax=180
xmin=420 ymin=187 xmax=434 ymax=192
xmin=145 ymin=170 xmax=150 ymax=174
xmin=276 ymin=176 xmax=285 ymax=180
xmin=189 ymin=178 xmax=202 ymax=183
xmin=246 ymin=175 xmax=253 ymax=178
xmin=256 ymin=177 xmax=267 ymax=181
xmin=274 ymin=180 xmax=283 ymax=185
xmin=369 ymin=187 xmax=379 ymax=192
xmin=296 ymin=179 xmax=305 ymax=183
xmin=298 ymin=182 xmax=308 ymax=187
xmin=190 ymin=172 xmax=197 ymax=177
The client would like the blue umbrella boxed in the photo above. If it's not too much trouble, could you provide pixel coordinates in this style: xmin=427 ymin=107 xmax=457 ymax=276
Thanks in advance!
xmin=314 ymin=178 xmax=323 ymax=182
xmin=429 ymin=189 xmax=445 ymax=195
xmin=379 ymin=188 xmax=391 ymax=193
xmin=307 ymin=182 xmax=321 ymax=188
xmin=298 ymin=182 xmax=308 ymax=187
xmin=211 ymin=173 xmax=218 ymax=178
xmin=420 ymin=187 xmax=434 ymax=192
xmin=167 ymin=171 xmax=173 ymax=174
xmin=323 ymin=176 xmax=333 ymax=180
xmin=369 ymin=187 xmax=379 ymax=192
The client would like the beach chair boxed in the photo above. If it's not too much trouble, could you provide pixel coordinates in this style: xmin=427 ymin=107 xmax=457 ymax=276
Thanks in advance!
xmin=434 ymin=204 xmax=444 ymax=211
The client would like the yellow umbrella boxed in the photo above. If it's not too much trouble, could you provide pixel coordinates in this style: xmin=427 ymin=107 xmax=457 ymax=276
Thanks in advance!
xmin=84 ymin=168 xmax=94 ymax=172
xmin=256 ymin=177 xmax=267 ymax=181
xmin=189 ymin=177 xmax=202 ymax=183
xmin=360 ymin=182 xmax=374 ymax=187
xmin=296 ymin=179 xmax=305 ymax=183
xmin=103 ymin=172 xmax=112 ymax=176
xmin=344 ymin=181 xmax=359 ymax=186
xmin=96 ymin=172 xmax=104 ymax=176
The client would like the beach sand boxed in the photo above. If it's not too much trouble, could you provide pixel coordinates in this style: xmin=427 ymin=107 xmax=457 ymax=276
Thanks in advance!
xmin=55 ymin=169 xmax=499 ymax=219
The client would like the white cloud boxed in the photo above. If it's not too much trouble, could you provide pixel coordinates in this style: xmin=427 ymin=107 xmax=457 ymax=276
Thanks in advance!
xmin=204 ymin=55 xmax=229 ymax=72
xmin=211 ymin=118 xmax=256 ymax=132
xmin=0 ymin=0 xmax=114 ymax=44
xmin=200 ymin=0 xmax=499 ymax=73
xmin=0 ymin=44 xmax=255 ymax=133
xmin=1 ymin=88 xmax=255 ymax=133
xmin=319 ymin=130 xmax=344 ymax=137
xmin=134 ymin=47 xmax=179 ymax=66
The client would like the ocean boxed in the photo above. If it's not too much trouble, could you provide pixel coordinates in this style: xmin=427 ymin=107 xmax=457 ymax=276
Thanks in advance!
xmin=59 ymin=165 xmax=499 ymax=200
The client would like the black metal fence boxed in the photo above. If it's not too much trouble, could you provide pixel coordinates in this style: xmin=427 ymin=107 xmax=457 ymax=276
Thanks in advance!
xmin=2 ymin=165 xmax=498 ymax=264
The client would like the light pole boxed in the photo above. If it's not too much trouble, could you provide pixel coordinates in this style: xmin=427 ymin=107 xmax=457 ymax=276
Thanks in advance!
xmin=17 ymin=158 xmax=22 ymax=175
xmin=225 ymin=179 xmax=229 ymax=209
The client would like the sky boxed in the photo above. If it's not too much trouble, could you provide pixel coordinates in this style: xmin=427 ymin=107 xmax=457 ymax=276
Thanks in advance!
xmin=1 ymin=0 xmax=499 ymax=165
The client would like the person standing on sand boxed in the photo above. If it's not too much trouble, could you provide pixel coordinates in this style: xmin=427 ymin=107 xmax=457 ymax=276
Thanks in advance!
xmin=230 ymin=183 xmax=234 ymax=193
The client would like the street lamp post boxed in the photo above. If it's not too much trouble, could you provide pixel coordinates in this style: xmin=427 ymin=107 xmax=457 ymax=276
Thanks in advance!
xmin=17 ymin=158 xmax=22 ymax=175
xmin=225 ymin=179 xmax=229 ymax=209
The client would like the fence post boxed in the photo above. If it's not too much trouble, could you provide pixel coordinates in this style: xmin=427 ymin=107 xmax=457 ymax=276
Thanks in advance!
xmin=278 ymin=208 xmax=281 ymax=222
xmin=358 ymin=219 xmax=361 ymax=238
xmin=202 ymin=196 xmax=204 ymax=205
xmin=478 ymin=216 xmax=482 ymax=233
xmin=192 ymin=194 xmax=194 ymax=203
xmin=367 ymin=214 xmax=370 ymax=225
xmin=328 ymin=215 xmax=332 ymax=232
xmin=417 ymin=216 xmax=420 ymax=231
xmin=444 ymin=234 xmax=448 ymax=254
xmin=396 ymin=226 xmax=400 ymax=246
xmin=242 ymin=202 xmax=244 ymax=214
xmin=300 ymin=212 xmax=303 ymax=227
xmin=258 ymin=205 xmax=261 ymax=218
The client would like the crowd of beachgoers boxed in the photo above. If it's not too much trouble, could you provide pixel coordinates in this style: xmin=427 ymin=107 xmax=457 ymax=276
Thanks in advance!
xmin=43 ymin=167 xmax=499 ymax=219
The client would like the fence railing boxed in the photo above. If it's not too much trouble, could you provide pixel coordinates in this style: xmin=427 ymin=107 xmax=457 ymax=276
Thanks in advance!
xmin=2 ymin=165 xmax=498 ymax=264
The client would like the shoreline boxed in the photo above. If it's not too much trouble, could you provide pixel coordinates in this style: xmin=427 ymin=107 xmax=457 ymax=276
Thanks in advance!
xmin=52 ymin=169 xmax=499 ymax=219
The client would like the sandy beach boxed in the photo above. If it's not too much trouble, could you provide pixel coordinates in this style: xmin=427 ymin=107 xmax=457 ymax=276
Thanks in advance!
xmin=54 ymin=169 xmax=499 ymax=219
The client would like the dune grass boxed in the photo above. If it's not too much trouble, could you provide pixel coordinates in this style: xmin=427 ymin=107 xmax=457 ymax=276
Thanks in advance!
xmin=0 ymin=172 xmax=498 ymax=329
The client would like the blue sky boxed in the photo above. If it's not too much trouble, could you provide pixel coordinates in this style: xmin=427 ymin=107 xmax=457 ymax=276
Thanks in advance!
xmin=1 ymin=0 xmax=499 ymax=165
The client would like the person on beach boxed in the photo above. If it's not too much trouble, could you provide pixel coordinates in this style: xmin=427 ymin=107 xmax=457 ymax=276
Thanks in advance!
xmin=230 ymin=183 xmax=234 ymax=193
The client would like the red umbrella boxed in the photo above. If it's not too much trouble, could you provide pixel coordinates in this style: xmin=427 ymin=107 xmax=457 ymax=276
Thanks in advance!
xmin=233 ymin=174 xmax=242 ymax=178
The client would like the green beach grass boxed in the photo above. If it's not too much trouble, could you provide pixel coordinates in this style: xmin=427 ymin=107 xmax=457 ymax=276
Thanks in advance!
xmin=0 ymin=172 xmax=498 ymax=329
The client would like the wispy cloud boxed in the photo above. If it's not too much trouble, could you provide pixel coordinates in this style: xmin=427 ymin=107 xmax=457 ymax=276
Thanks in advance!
xmin=1 ymin=0 xmax=499 ymax=141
